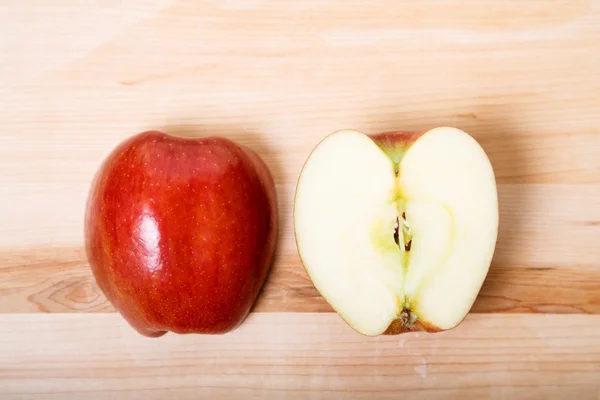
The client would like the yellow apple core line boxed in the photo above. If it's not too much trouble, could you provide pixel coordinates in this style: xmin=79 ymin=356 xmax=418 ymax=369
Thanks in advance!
xmin=389 ymin=170 xmax=457 ymax=330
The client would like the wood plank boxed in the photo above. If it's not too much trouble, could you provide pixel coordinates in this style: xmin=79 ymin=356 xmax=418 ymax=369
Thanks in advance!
xmin=1 ymin=185 xmax=599 ymax=313
xmin=1 ymin=0 xmax=600 ymax=397
xmin=1 ymin=0 xmax=600 ymax=191
xmin=0 ymin=313 xmax=599 ymax=399
xmin=2 ymin=132 xmax=600 ymax=250
xmin=2 ymin=125 xmax=599 ymax=187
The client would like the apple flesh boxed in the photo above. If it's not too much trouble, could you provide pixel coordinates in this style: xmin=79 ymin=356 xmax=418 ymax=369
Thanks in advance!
xmin=294 ymin=127 xmax=498 ymax=336
xmin=85 ymin=131 xmax=277 ymax=337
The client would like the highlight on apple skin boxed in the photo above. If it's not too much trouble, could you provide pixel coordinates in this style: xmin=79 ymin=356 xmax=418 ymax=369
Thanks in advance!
xmin=294 ymin=127 xmax=499 ymax=336
xmin=84 ymin=131 xmax=278 ymax=337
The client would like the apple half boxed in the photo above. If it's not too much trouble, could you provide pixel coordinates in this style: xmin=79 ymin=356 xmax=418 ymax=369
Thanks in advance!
xmin=294 ymin=127 xmax=498 ymax=336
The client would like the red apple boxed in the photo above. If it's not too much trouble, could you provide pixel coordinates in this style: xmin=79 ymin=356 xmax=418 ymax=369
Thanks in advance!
xmin=84 ymin=131 xmax=277 ymax=337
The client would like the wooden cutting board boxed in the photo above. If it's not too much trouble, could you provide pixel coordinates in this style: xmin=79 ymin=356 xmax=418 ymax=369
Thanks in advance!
xmin=1 ymin=1 xmax=599 ymax=398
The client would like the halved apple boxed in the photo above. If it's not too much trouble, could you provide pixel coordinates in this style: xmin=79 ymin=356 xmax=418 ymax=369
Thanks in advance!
xmin=294 ymin=127 xmax=498 ymax=336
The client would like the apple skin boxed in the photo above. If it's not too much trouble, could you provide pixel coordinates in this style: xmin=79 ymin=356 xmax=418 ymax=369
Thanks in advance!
xmin=84 ymin=131 xmax=277 ymax=337
xmin=369 ymin=131 xmax=425 ymax=164
xmin=383 ymin=319 xmax=442 ymax=335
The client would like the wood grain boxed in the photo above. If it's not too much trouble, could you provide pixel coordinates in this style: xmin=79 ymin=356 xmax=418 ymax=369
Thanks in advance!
xmin=1 ymin=313 xmax=599 ymax=399
xmin=2 ymin=184 xmax=600 ymax=313
xmin=1 ymin=0 xmax=600 ymax=397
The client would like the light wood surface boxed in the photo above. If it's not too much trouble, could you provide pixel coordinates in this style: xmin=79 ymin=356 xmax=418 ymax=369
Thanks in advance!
xmin=1 ymin=0 xmax=600 ymax=398
xmin=2 ymin=313 xmax=600 ymax=400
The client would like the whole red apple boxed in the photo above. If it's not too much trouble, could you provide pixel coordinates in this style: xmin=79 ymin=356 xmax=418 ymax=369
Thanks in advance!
xmin=84 ymin=131 xmax=277 ymax=337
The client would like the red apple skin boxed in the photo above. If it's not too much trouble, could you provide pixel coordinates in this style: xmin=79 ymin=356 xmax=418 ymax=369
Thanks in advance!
xmin=84 ymin=131 xmax=277 ymax=337
xmin=369 ymin=131 xmax=425 ymax=164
